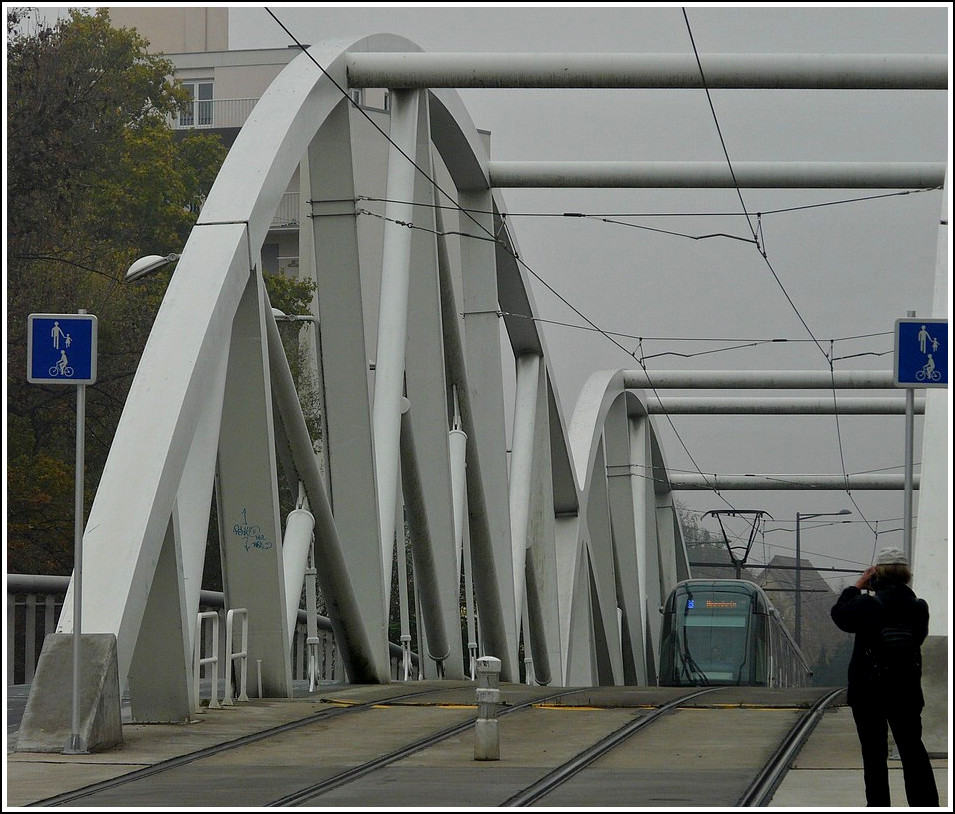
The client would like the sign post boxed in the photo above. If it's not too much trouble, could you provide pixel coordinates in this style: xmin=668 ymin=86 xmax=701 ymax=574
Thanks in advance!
xmin=27 ymin=312 xmax=98 ymax=754
xmin=894 ymin=314 xmax=948 ymax=564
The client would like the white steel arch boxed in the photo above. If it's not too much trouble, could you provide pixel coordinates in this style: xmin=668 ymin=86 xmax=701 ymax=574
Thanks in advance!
xmin=48 ymin=33 xmax=692 ymax=720
xmin=40 ymin=33 xmax=946 ymax=732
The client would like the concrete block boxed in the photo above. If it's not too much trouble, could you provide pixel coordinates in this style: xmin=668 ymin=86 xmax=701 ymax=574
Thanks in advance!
xmin=15 ymin=633 xmax=123 ymax=754
xmin=474 ymin=718 xmax=500 ymax=760
xmin=921 ymin=634 xmax=948 ymax=757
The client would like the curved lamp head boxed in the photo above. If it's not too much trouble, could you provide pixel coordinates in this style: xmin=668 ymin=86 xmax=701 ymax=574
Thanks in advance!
xmin=125 ymin=253 xmax=180 ymax=282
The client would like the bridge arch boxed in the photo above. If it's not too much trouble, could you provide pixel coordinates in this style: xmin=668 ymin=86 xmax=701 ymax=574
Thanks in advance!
xmin=50 ymin=33 xmax=688 ymax=721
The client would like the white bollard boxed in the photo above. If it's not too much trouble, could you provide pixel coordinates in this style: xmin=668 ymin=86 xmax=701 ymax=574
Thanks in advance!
xmin=474 ymin=656 xmax=501 ymax=760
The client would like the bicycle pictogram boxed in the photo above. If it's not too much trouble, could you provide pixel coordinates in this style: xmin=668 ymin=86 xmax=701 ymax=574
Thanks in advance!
xmin=916 ymin=365 xmax=941 ymax=382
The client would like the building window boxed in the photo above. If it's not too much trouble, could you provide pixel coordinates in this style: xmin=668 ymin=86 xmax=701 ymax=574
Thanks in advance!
xmin=261 ymin=243 xmax=279 ymax=276
xmin=180 ymin=80 xmax=214 ymax=127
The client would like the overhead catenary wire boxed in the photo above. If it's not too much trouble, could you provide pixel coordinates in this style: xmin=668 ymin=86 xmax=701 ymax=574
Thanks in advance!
xmin=267 ymin=8 xmax=926 ymax=526
xmin=264 ymin=7 xmax=737 ymax=507
xmin=357 ymin=184 xmax=940 ymax=219
xmin=354 ymin=211 xmax=903 ymax=363
xmin=683 ymin=7 xmax=828 ymax=362
xmin=681 ymin=8 xmax=892 ymax=533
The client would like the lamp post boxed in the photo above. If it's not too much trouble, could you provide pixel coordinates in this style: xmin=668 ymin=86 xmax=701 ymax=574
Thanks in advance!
xmin=125 ymin=253 xmax=180 ymax=282
xmin=271 ymin=307 xmax=319 ymax=325
xmin=794 ymin=508 xmax=852 ymax=647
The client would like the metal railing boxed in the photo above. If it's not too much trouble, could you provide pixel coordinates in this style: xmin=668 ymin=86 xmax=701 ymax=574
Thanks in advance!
xmin=194 ymin=611 xmax=221 ymax=710
xmin=7 ymin=574 xmax=412 ymax=687
xmin=223 ymin=607 xmax=249 ymax=704
xmin=172 ymin=98 xmax=259 ymax=130
xmin=272 ymin=192 xmax=300 ymax=228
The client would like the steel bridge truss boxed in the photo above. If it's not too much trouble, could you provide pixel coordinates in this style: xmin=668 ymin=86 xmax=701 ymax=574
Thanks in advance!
xmin=42 ymin=36 xmax=946 ymax=722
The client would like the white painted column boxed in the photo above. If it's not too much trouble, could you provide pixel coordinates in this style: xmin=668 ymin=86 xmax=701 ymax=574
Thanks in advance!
xmin=449 ymin=418 xmax=468 ymax=579
xmin=508 ymin=353 xmax=540 ymax=634
xmin=282 ymin=508 xmax=315 ymax=644
xmin=373 ymin=88 xmax=421 ymax=593
xmin=305 ymin=101 xmax=388 ymax=671
xmin=217 ymin=269 xmax=290 ymax=698
xmin=913 ymin=180 xmax=948 ymax=634
xmin=457 ymin=188 xmax=519 ymax=682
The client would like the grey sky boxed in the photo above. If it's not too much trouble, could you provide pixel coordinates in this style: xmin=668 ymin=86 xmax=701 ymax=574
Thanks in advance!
xmin=238 ymin=4 xmax=950 ymax=586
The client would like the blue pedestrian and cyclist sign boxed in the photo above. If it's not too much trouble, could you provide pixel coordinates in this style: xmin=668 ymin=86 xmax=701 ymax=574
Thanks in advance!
xmin=27 ymin=313 xmax=98 ymax=385
xmin=894 ymin=317 xmax=947 ymax=388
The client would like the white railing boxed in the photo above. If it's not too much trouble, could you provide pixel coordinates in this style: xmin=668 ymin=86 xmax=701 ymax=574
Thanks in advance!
xmin=7 ymin=575 xmax=410 ymax=687
xmin=194 ymin=611 xmax=221 ymax=711
xmin=272 ymin=192 xmax=300 ymax=228
xmin=224 ymin=607 xmax=249 ymax=704
xmin=172 ymin=98 xmax=259 ymax=130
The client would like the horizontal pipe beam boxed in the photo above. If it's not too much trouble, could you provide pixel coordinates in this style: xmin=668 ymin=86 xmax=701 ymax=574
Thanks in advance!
xmin=646 ymin=396 xmax=925 ymax=415
xmin=346 ymin=52 xmax=947 ymax=90
xmin=667 ymin=473 xmax=916 ymax=490
xmin=487 ymin=161 xmax=945 ymax=189
xmin=624 ymin=370 xmax=896 ymax=389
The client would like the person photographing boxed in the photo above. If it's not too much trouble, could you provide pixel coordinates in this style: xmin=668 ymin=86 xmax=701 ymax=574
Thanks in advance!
xmin=831 ymin=546 xmax=939 ymax=807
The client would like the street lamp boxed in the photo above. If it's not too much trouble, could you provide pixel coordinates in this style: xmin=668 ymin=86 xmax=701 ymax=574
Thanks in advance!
xmin=125 ymin=253 xmax=180 ymax=282
xmin=271 ymin=307 xmax=319 ymax=325
xmin=794 ymin=508 xmax=852 ymax=647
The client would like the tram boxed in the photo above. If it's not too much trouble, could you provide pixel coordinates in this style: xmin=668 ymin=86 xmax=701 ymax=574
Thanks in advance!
xmin=658 ymin=579 xmax=813 ymax=688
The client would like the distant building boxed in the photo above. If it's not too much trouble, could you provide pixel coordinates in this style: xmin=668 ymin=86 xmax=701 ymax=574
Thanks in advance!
xmin=757 ymin=555 xmax=852 ymax=685
xmin=685 ymin=540 xmax=761 ymax=582
xmin=108 ymin=7 xmax=229 ymax=54
xmin=107 ymin=6 xmax=394 ymax=286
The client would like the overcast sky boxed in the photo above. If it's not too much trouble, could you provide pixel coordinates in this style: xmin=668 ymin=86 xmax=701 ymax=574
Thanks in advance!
xmin=34 ymin=4 xmax=950 ymax=586
xmin=239 ymin=4 xmax=951 ymax=587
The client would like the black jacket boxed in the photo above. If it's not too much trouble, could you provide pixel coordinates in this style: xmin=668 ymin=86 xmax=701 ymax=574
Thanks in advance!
xmin=830 ymin=583 xmax=928 ymax=709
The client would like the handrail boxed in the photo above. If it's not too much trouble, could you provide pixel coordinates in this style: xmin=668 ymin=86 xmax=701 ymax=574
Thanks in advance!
xmin=171 ymin=97 xmax=259 ymax=130
xmin=194 ymin=611 xmax=221 ymax=711
xmin=224 ymin=608 xmax=249 ymax=705
xmin=6 ymin=574 xmax=415 ymax=687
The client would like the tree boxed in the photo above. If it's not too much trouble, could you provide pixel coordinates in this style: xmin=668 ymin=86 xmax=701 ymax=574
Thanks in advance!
xmin=6 ymin=8 xmax=227 ymax=575
xmin=676 ymin=499 xmax=727 ymax=564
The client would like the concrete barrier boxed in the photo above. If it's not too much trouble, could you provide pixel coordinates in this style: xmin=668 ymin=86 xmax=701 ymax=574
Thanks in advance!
xmin=474 ymin=656 xmax=501 ymax=760
xmin=15 ymin=633 xmax=123 ymax=754
xmin=921 ymin=634 xmax=948 ymax=757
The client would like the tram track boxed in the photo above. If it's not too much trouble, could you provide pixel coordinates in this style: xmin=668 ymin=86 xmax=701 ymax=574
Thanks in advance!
xmin=736 ymin=686 xmax=844 ymax=806
xmin=500 ymin=686 xmax=719 ymax=806
xmin=268 ymin=686 xmax=585 ymax=807
xmin=267 ymin=685 xmax=725 ymax=807
xmin=29 ymin=685 xmax=455 ymax=807
xmin=502 ymin=686 xmax=844 ymax=808
xmin=25 ymin=684 xmax=841 ymax=808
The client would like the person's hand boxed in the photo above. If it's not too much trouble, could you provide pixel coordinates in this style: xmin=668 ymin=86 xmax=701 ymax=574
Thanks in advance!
xmin=855 ymin=566 xmax=877 ymax=590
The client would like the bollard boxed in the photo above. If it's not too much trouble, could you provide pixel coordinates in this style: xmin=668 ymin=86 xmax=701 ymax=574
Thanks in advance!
xmin=474 ymin=655 xmax=501 ymax=760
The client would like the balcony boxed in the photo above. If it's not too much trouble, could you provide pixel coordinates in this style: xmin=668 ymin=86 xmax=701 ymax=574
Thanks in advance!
xmin=172 ymin=98 xmax=259 ymax=130
xmin=272 ymin=192 xmax=300 ymax=229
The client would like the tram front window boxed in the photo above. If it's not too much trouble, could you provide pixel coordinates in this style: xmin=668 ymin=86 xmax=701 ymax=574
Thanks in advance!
xmin=676 ymin=587 xmax=752 ymax=684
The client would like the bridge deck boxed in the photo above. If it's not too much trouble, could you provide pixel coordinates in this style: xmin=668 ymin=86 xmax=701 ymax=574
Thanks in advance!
xmin=5 ymin=682 xmax=948 ymax=808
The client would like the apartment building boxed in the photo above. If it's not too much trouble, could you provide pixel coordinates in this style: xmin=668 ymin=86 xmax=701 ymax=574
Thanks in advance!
xmin=110 ymin=7 xmax=392 ymax=280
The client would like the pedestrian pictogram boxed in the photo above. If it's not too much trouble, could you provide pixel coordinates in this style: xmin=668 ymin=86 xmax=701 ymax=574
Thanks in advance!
xmin=27 ymin=313 xmax=98 ymax=385
xmin=894 ymin=318 xmax=947 ymax=388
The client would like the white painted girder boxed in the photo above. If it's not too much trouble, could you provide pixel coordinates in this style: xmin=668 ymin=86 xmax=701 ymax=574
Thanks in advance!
xmin=346 ymin=51 xmax=947 ymax=90
xmin=57 ymin=222 xmax=252 ymax=702
xmin=373 ymin=88 xmax=421 ymax=596
xmin=59 ymin=32 xmax=938 ymax=717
